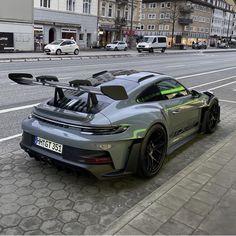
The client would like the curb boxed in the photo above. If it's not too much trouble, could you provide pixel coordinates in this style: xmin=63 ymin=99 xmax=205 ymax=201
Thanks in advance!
xmin=103 ymin=130 xmax=236 ymax=235
xmin=1 ymin=49 xmax=236 ymax=63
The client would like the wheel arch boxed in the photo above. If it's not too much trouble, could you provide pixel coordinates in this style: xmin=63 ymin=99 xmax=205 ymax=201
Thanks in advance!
xmin=200 ymin=96 xmax=220 ymax=133
xmin=124 ymin=121 xmax=168 ymax=174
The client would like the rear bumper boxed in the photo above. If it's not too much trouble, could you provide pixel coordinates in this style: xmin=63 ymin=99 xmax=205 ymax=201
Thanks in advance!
xmin=20 ymin=132 xmax=118 ymax=179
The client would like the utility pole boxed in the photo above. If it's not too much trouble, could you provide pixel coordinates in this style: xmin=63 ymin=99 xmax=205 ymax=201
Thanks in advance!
xmin=129 ymin=0 xmax=134 ymax=48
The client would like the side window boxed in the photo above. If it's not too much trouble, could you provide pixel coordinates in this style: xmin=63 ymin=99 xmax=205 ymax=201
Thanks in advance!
xmin=158 ymin=37 xmax=166 ymax=43
xmin=137 ymin=84 xmax=165 ymax=103
xmin=153 ymin=38 xmax=157 ymax=43
xmin=157 ymin=79 xmax=189 ymax=100
xmin=61 ymin=41 xmax=69 ymax=46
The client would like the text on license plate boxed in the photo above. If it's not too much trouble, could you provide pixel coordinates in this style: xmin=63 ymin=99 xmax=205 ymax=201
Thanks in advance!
xmin=35 ymin=137 xmax=63 ymax=154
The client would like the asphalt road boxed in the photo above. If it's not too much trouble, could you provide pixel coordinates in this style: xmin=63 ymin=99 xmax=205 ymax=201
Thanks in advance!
xmin=0 ymin=52 xmax=236 ymax=154
xmin=0 ymin=52 xmax=236 ymax=234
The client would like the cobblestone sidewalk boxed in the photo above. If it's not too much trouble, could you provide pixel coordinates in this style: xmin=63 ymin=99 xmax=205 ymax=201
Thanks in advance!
xmin=104 ymin=131 xmax=236 ymax=235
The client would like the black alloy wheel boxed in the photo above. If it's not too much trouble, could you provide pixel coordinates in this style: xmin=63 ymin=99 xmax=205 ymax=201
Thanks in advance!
xmin=149 ymin=48 xmax=154 ymax=53
xmin=138 ymin=124 xmax=167 ymax=177
xmin=205 ymin=101 xmax=220 ymax=134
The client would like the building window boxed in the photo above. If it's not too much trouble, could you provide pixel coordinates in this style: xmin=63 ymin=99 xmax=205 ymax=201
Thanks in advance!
xmin=160 ymin=13 xmax=165 ymax=19
xmin=40 ymin=0 xmax=51 ymax=8
xmin=161 ymin=2 xmax=165 ymax=8
xmin=79 ymin=34 xmax=84 ymax=40
xmin=141 ymin=14 xmax=145 ymax=19
xmin=142 ymin=4 xmax=146 ymax=8
xmin=117 ymin=6 xmax=121 ymax=18
xmin=108 ymin=3 xmax=113 ymax=17
xmin=140 ymin=25 xmax=144 ymax=30
xmin=125 ymin=6 xmax=129 ymax=20
xmin=148 ymin=14 xmax=156 ymax=19
xmin=165 ymin=13 xmax=170 ymax=19
xmin=83 ymin=0 xmax=91 ymax=14
xmin=67 ymin=0 xmax=75 ymax=11
xmin=166 ymin=2 xmax=171 ymax=8
xmin=149 ymin=3 xmax=157 ymax=8
xmin=101 ymin=2 xmax=106 ymax=16
xmin=147 ymin=25 xmax=155 ymax=30
xmin=164 ymin=25 xmax=169 ymax=30
xmin=159 ymin=25 xmax=164 ymax=30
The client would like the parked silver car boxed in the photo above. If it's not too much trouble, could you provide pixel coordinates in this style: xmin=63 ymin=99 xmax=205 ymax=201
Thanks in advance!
xmin=9 ymin=70 xmax=220 ymax=179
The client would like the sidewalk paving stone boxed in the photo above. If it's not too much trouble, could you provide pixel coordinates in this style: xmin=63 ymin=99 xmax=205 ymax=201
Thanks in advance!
xmin=104 ymin=131 xmax=236 ymax=235
xmin=172 ymin=208 xmax=204 ymax=229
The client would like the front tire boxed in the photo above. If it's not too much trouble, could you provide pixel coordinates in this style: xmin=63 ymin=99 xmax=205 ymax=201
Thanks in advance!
xmin=56 ymin=49 xmax=62 ymax=55
xmin=124 ymin=47 xmax=127 ymax=51
xmin=149 ymin=48 xmax=154 ymax=53
xmin=74 ymin=49 xmax=79 ymax=55
xmin=205 ymin=100 xmax=220 ymax=134
xmin=137 ymin=49 xmax=142 ymax=53
xmin=138 ymin=124 xmax=167 ymax=177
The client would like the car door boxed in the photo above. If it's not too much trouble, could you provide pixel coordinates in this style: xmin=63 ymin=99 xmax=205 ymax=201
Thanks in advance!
xmin=156 ymin=79 xmax=203 ymax=142
xmin=60 ymin=41 xmax=69 ymax=53
xmin=117 ymin=42 xmax=123 ymax=50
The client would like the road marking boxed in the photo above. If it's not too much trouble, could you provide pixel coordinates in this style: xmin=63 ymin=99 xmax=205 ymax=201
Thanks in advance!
xmin=206 ymin=81 xmax=236 ymax=91
xmin=220 ymin=99 xmax=236 ymax=104
xmin=166 ymin=65 xmax=185 ymax=68
xmin=0 ymin=133 xmax=22 ymax=143
xmin=189 ymin=75 xmax=236 ymax=89
xmin=0 ymin=103 xmax=40 ymax=114
xmin=176 ymin=66 xmax=236 ymax=80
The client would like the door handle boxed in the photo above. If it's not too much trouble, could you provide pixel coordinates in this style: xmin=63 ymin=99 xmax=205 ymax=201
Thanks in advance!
xmin=172 ymin=110 xmax=180 ymax=114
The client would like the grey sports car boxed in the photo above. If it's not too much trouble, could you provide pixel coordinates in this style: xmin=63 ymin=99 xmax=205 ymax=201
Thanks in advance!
xmin=9 ymin=70 xmax=220 ymax=179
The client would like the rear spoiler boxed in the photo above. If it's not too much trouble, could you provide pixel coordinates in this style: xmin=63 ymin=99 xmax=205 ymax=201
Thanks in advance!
xmin=8 ymin=73 xmax=128 ymax=101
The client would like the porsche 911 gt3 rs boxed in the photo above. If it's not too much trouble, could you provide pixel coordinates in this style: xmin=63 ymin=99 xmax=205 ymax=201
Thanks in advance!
xmin=9 ymin=70 xmax=220 ymax=179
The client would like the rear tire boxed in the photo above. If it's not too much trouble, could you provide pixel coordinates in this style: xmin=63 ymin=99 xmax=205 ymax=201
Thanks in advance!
xmin=205 ymin=100 xmax=220 ymax=134
xmin=56 ymin=49 xmax=61 ymax=55
xmin=74 ymin=49 xmax=79 ymax=55
xmin=114 ymin=47 xmax=118 ymax=51
xmin=137 ymin=49 xmax=142 ymax=53
xmin=138 ymin=124 xmax=167 ymax=178
xmin=161 ymin=47 xmax=166 ymax=53
xmin=124 ymin=47 xmax=127 ymax=51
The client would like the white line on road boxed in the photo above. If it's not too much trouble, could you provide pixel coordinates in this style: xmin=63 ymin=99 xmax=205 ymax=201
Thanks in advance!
xmin=0 ymin=103 xmax=40 ymax=114
xmin=220 ymin=99 xmax=236 ymax=104
xmin=205 ymin=81 xmax=236 ymax=91
xmin=0 ymin=133 xmax=22 ymax=143
xmin=176 ymin=66 xmax=236 ymax=80
xmin=189 ymin=75 xmax=236 ymax=89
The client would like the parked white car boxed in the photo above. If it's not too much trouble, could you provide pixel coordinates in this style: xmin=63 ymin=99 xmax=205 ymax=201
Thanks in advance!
xmin=106 ymin=41 xmax=128 ymax=51
xmin=44 ymin=39 xmax=80 ymax=55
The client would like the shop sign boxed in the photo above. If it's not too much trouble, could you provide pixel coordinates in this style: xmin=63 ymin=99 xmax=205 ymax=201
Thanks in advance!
xmin=0 ymin=32 xmax=14 ymax=52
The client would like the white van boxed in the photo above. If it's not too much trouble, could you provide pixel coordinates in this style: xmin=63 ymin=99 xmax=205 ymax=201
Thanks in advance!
xmin=137 ymin=36 xmax=167 ymax=53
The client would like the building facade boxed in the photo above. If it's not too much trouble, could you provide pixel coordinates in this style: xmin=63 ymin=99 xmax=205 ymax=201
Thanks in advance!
xmin=98 ymin=0 xmax=142 ymax=47
xmin=34 ymin=0 xmax=98 ymax=50
xmin=140 ymin=0 xmax=234 ymax=46
xmin=0 ymin=0 xmax=34 ymax=51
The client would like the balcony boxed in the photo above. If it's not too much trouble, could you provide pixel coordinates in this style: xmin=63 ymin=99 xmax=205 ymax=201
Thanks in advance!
xmin=179 ymin=5 xmax=194 ymax=14
xmin=115 ymin=17 xmax=127 ymax=26
xmin=116 ymin=0 xmax=127 ymax=5
xmin=178 ymin=17 xmax=193 ymax=25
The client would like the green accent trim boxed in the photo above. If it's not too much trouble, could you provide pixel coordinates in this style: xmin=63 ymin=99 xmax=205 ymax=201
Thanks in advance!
xmin=160 ymin=86 xmax=185 ymax=95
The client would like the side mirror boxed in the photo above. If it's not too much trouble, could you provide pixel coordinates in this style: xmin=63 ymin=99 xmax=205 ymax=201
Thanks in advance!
xmin=191 ymin=89 xmax=201 ymax=98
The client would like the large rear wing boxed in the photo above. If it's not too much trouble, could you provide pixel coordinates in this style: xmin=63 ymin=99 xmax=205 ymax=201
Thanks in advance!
xmin=9 ymin=73 xmax=128 ymax=109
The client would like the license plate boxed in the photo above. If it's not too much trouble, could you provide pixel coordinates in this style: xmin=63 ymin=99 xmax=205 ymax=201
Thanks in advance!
xmin=35 ymin=137 xmax=63 ymax=154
